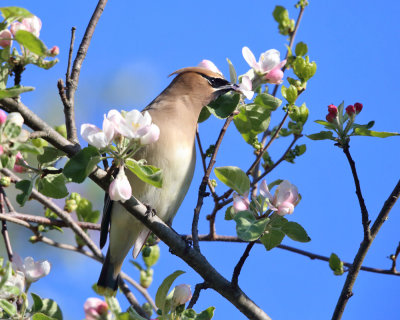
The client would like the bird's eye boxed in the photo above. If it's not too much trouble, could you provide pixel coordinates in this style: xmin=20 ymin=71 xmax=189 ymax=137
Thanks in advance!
xmin=200 ymin=74 xmax=230 ymax=88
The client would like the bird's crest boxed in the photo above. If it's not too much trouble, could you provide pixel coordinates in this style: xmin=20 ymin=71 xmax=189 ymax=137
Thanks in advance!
xmin=169 ymin=67 xmax=224 ymax=79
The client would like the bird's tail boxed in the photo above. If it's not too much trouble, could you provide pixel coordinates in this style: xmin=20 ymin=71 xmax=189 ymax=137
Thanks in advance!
xmin=97 ymin=249 xmax=121 ymax=296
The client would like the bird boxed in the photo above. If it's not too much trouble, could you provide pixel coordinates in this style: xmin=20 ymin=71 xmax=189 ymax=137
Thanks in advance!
xmin=97 ymin=66 xmax=240 ymax=293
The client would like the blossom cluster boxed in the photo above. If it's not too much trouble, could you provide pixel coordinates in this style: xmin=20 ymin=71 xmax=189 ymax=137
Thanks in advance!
xmin=81 ymin=109 xmax=160 ymax=203
xmin=198 ymin=46 xmax=286 ymax=101
xmin=0 ymin=15 xmax=59 ymax=55
xmin=233 ymin=179 xmax=299 ymax=216
xmin=326 ymin=102 xmax=363 ymax=123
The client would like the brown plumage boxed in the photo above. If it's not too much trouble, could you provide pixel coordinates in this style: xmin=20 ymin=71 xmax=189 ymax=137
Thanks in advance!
xmin=97 ymin=67 xmax=239 ymax=293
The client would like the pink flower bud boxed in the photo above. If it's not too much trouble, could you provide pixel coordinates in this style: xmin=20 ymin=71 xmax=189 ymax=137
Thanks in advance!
xmin=49 ymin=45 xmax=59 ymax=56
xmin=0 ymin=29 xmax=12 ymax=48
xmin=354 ymin=102 xmax=363 ymax=114
xmin=0 ymin=145 xmax=3 ymax=155
xmin=233 ymin=192 xmax=250 ymax=212
xmin=172 ymin=284 xmax=192 ymax=306
xmin=346 ymin=105 xmax=355 ymax=116
xmin=0 ymin=110 xmax=7 ymax=124
xmin=327 ymin=104 xmax=338 ymax=116
xmin=109 ymin=167 xmax=132 ymax=203
xmin=14 ymin=152 xmax=27 ymax=173
xmin=83 ymin=297 xmax=108 ymax=320
xmin=326 ymin=113 xmax=336 ymax=123
xmin=264 ymin=60 xmax=286 ymax=84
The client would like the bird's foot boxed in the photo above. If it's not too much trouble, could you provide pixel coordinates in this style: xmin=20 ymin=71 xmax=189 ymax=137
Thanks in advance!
xmin=144 ymin=203 xmax=157 ymax=218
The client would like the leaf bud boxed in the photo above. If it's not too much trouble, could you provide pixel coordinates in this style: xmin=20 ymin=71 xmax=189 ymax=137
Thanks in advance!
xmin=64 ymin=199 xmax=78 ymax=213
xmin=140 ymin=269 xmax=153 ymax=288
xmin=142 ymin=244 xmax=160 ymax=268
xmin=0 ymin=176 xmax=11 ymax=187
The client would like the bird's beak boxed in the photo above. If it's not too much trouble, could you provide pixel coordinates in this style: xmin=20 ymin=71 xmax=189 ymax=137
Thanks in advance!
xmin=218 ymin=83 xmax=241 ymax=92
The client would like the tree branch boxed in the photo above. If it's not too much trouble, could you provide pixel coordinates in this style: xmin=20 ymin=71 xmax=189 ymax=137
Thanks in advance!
xmin=390 ymin=241 xmax=400 ymax=273
xmin=187 ymin=282 xmax=209 ymax=309
xmin=231 ymin=241 xmax=255 ymax=288
xmin=332 ymin=178 xmax=400 ymax=319
xmin=0 ymin=190 xmax=13 ymax=261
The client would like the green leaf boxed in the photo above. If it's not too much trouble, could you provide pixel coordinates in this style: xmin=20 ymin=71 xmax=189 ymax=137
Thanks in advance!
xmin=126 ymin=159 xmax=163 ymax=188
xmin=0 ymin=85 xmax=34 ymax=99
xmin=214 ymin=166 xmax=250 ymax=195
xmin=105 ymin=296 xmax=121 ymax=315
xmin=31 ymin=294 xmax=63 ymax=320
xmin=254 ymin=93 xmax=282 ymax=111
xmin=76 ymin=198 xmax=100 ymax=223
xmin=14 ymin=30 xmax=48 ymax=57
xmin=272 ymin=5 xmax=288 ymax=23
xmin=195 ymin=307 xmax=215 ymax=320
xmin=226 ymin=58 xmax=237 ymax=84
xmin=198 ymin=106 xmax=211 ymax=123
xmin=155 ymin=270 xmax=185 ymax=317
xmin=63 ymin=146 xmax=101 ymax=183
xmin=282 ymin=221 xmax=311 ymax=242
xmin=127 ymin=307 xmax=148 ymax=320
xmin=329 ymin=253 xmax=344 ymax=276
xmin=306 ymin=131 xmax=335 ymax=141
xmin=0 ymin=261 xmax=12 ymax=289
xmin=260 ymin=228 xmax=285 ymax=251
xmin=17 ymin=143 xmax=44 ymax=155
xmin=353 ymin=128 xmax=399 ymax=138
xmin=314 ymin=120 xmax=337 ymax=130
xmin=15 ymin=179 xmax=34 ymax=206
xmin=0 ymin=299 xmax=16 ymax=316
xmin=37 ymin=173 xmax=69 ymax=199
xmin=0 ymin=7 xmax=32 ymax=21
xmin=0 ymin=63 xmax=9 ymax=90
xmin=233 ymin=211 xmax=268 ymax=241
xmin=295 ymin=41 xmax=308 ymax=57
xmin=351 ymin=120 xmax=374 ymax=130
xmin=37 ymin=147 xmax=66 ymax=166
xmin=281 ymin=85 xmax=298 ymax=104
xmin=130 ymin=260 xmax=144 ymax=271
xmin=142 ymin=245 xmax=160 ymax=268
xmin=32 ymin=313 xmax=56 ymax=320
xmin=207 ymin=92 xmax=240 ymax=119
xmin=224 ymin=205 xmax=235 ymax=221
xmin=233 ymin=103 xmax=271 ymax=143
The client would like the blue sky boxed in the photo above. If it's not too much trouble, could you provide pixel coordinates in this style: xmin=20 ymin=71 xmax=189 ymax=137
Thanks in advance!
xmin=1 ymin=0 xmax=400 ymax=319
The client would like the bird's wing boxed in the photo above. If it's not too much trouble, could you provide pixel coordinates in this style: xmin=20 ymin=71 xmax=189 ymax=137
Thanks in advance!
xmin=100 ymin=193 xmax=113 ymax=249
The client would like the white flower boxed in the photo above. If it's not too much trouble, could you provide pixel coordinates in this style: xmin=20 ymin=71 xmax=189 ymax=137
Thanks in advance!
xmin=242 ymin=47 xmax=281 ymax=74
xmin=10 ymin=16 xmax=42 ymax=38
xmin=80 ymin=112 xmax=115 ymax=149
xmin=260 ymin=180 xmax=299 ymax=216
xmin=109 ymin=167 xmax=132 ymax=203
xmin=117 ymin=110 xmax=152 ymax=139
xmin=13 ymin=255 xmax=51 ymax=284
xmin=233 ymin=192 xmax=250 ymax=212
xmin=197 ymin=59 xmax=223 ymax=75
xmin=138 ymin=123 xmax=160 ymax=145
xmin=238 ymin=75 xmax=254 ymax=100
xmin=0 ymin=271 xmax=25 ymax=299
xmin=6 ymin=112 xmax=24 ymax=127
xmin=172 ymin=284 xmax=192 ymax=306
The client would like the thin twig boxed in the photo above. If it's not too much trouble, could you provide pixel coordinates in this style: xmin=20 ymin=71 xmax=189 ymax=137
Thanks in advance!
xmin=0 ymin=191 xmax=13 ymax=261
xmin=342 ymin=144 xmax=371 ymax=240
xmin=187 ymin=282 xmax=209 ymax=309
xmin=390 ymin=242 xmax=400 ymax=272
xmin=192 ymin=115 xmax=234 ymax=251
xmin=118 ymin=278 xmax=149 ymax=319
xmin=66 ymin=27 xmax=76 ymax=83
xmin=121 ymin=272 xmax=157 ymax=311
xmin=332 ymin=179 xmax=400 ymax=319
xmin=232 ymin=241 xmax=256 ymax=288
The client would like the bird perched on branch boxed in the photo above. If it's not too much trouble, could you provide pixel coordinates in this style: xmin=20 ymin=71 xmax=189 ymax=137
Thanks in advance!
xmin=97 ymin=67 xmax=240 ymax=293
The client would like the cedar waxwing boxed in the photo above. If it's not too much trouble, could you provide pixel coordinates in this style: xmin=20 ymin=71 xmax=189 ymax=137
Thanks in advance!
xmin=97 ymin=67 xmax=240 ymax=293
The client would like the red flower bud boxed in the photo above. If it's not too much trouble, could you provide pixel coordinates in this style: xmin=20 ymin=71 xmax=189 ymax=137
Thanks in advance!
xmin=346 ymin=105 xmax=355 ymax=116
xmin=354 ymin=102 xmax=363 ymax=114
xmin=326 ymin=113 xmax=335 ymax=123
xmin=327 ymin=104 xmax=338 ymax=115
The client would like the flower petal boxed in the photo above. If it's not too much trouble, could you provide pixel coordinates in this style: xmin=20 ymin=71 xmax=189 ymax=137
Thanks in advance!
xmin=260 ymin=49 xmax=281 ymax=73
xmin=242 ymin=46 xmax=260 ymax=71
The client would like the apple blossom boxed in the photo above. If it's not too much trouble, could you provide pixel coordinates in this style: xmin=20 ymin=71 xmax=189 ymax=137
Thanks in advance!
xmin=327 ymin=104 xmax=338 ymax=116
xmin=81 ymin=113 xmax=115 ymax=149
xmin=172 ymin=284 xmax=192 ymax=306
xmin=109 ymin=167 xmax=132 ymax=202
xmin=197 ymin=59 xmax=222 ymax=75
xmin=326 ymin=113 xmax=336 ymax=123
xmin=238 ymin=75 xmax=254 ymax=100
xmin=233 ymin=192 xmax=250 ymax=212
xmin=138 ymin=123 xmax=160 ymax=145
xmin=117 ymin=109 xmax=152 ymax=139
xmin=0 ymin=270 xmax=25 ymax=299
xmin=0 ymin=110 xmax=7 ymax=124
xmin=6 ymin=112 xmax=24 ymax=127
xmin=12 ymin=255 xmax=51 ymax=284
xmin=260 ymin=180 xmax=299 ymax=216
xmin=264 ymin=60 xmax=286 ymax=84
xmin=83 ymin=297 xmax=108 ymax=320
xmin=242 ymin=46 xmax=283 ymax=75
xmin=10 ymin=21 xmax=28 ymax=36
xmin=0 ymin=29 xmax=12 ymax=48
